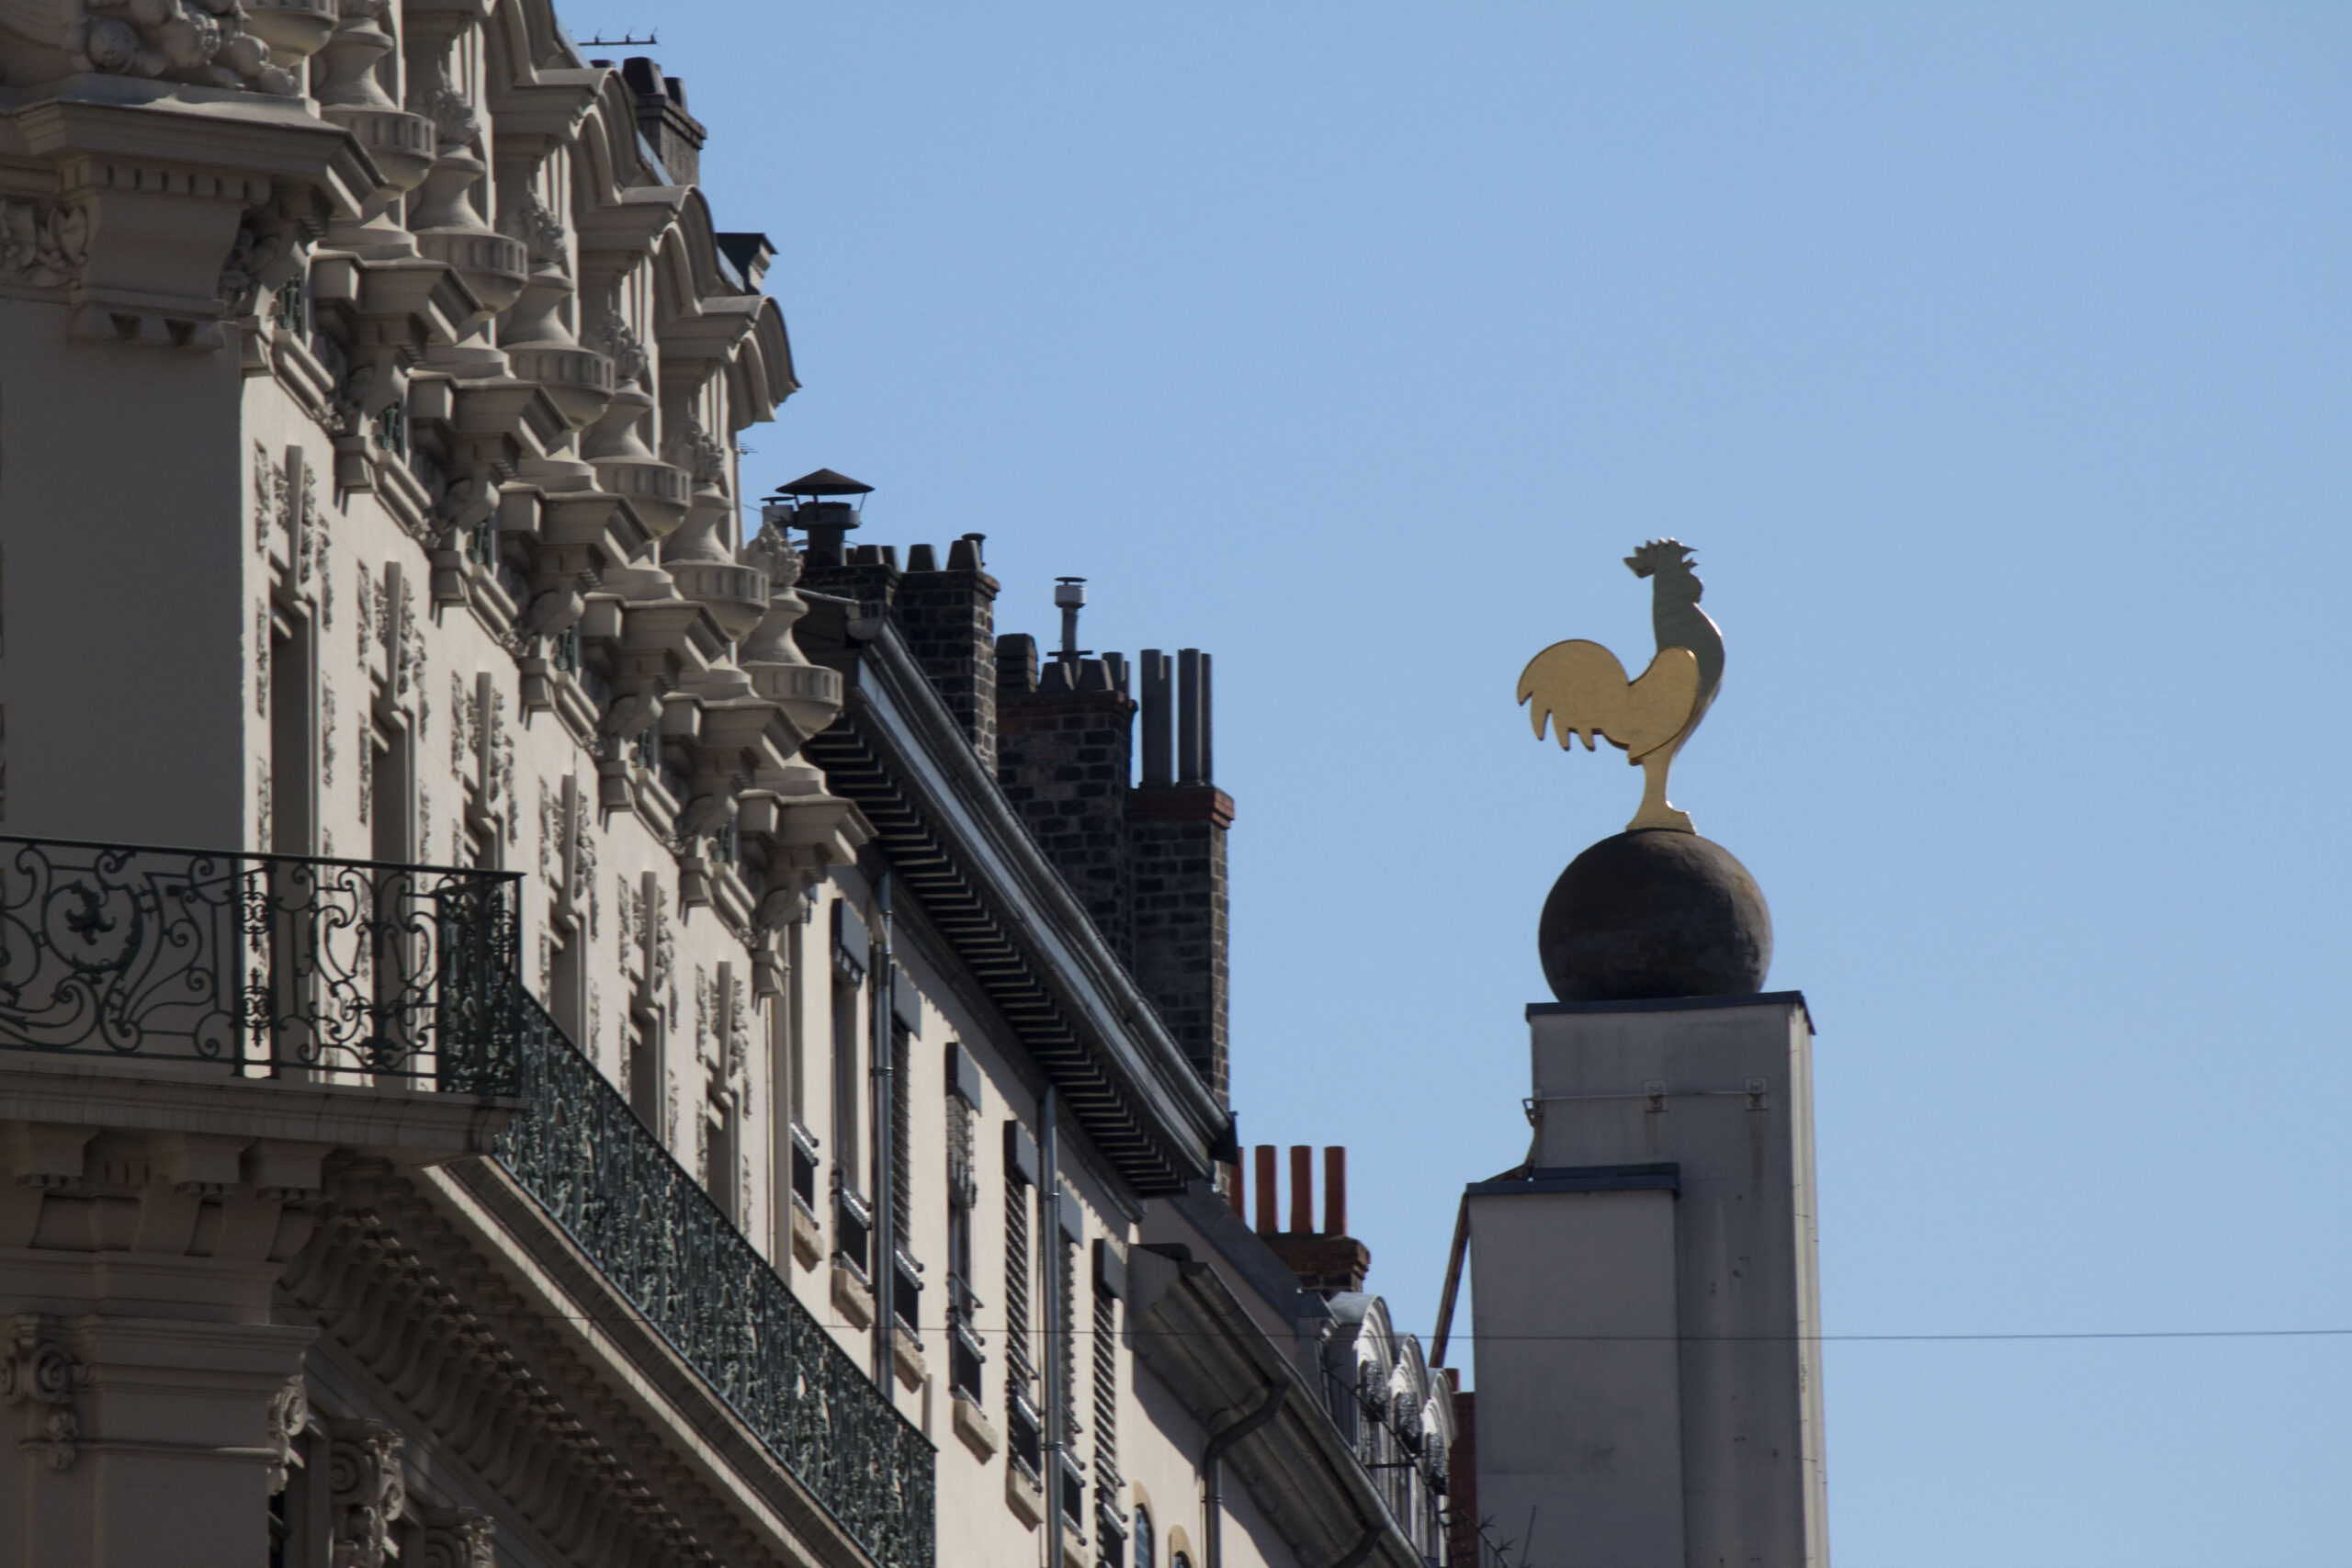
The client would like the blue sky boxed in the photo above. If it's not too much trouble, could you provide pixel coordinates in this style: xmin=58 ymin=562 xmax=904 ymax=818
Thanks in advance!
xmin=559 ymin=5 xmax=2352 ymax=1562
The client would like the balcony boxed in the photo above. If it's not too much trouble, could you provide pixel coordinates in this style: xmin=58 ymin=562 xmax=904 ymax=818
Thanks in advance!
xmin=0 ymin=835 xmax=934 ymax=1568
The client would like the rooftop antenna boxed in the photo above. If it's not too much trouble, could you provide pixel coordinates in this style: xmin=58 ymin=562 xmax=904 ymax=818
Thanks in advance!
xmin=1054 ymin=577 xmax=1088 ymax=659
xmin=581 ymin=31 xmax=659 ymax=46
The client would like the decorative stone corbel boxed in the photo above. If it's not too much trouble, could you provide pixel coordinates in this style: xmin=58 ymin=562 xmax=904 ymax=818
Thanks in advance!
xmin=327 ymin=1418 xmax=407 ymax=1568
xmin=499 ymin=187 xmax=614 ymax=445
xmin=582 ymin=283 xmax=688 ymax=540
xmin=421 ymin=1507 xmax=496 ymax=1568
xmin=661 ymin=420 xmax=767 ymax=638
xmin=264 ymin=1375 xmax=310 ymax=1495
xmin=738 ymin=525 xmax=845 ymax=735
xmin=316 ymin=0 xmax=434 ymax=259
xmin=0 ymin=1315 xmax=86 ymax=1472
xmin=405 ymin=10 xmax=525 ymax=371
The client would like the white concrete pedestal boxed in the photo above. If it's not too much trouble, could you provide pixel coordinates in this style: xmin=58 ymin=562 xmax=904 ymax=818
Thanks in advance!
xmin=1466 ymin=992 xmax=1828 ymax=1568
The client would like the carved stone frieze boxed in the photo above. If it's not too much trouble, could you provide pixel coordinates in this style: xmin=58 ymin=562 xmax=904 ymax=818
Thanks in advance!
xmin=254 ymin=440 xmax=277 ymax=552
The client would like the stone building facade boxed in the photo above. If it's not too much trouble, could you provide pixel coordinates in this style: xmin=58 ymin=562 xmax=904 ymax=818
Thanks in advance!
xmin=0 ymin=6 xmax=1446 ymax=1568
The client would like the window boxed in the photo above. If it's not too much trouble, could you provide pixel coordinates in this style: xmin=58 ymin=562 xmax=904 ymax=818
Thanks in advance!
xmin=367 ymin=716 xmax=413 ymax=1055
xmin=831 ymin=898 xmax=869 ymax=1275
xmin=1092 ymin=1240 xmax=1125 ymax=1563
xmin=548 ymin=917 xmax=584 ymax=1045
xmin=1003 ymin=1120 xmax=1041 ymax=1483
xmin=267 ymin=603 xmax=316 ymax=854
xmin=706 ymin=1092 xmax=738 ymax=1224
xmin=627 ymin=1010 xmax=661 ymax=1130
xmin=946 ymin=1044 xmax=985 ymax=1403
xmin=1132 ymin=1506 xmax=1154 ymax=1568
xmin=706 ymin=964 xmax=743 ymax=1226
xmin=785 ymin=918 xmax=807 ymax=1126
xmin=1053 ymin=1185 xmax=1084 ymax=1533
xmin=368 ymin=716 xmax=411 ymax=865
xmin=830 ymin=970 xmax=861 ymax=1189
xmin=888 ymin=1017 xmax=920 ymax=1337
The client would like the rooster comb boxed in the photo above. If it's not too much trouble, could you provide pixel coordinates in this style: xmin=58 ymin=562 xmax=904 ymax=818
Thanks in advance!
xmin=1623 ymin=538 xmax=1697 ymax=579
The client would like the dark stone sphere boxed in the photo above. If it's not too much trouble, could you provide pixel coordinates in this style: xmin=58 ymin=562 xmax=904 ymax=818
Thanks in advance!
xmin=1539 ymin=830 xmax=1772 ymax=1003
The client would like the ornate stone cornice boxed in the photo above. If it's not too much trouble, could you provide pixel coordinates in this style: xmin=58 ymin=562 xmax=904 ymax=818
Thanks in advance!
xmin=484 ymin=67 xmax=605 ymax=153
xmin=281 ymin=1164 xmax=860 ymax=1568
xmin=2 ymin=95 xmax=383 ymax=345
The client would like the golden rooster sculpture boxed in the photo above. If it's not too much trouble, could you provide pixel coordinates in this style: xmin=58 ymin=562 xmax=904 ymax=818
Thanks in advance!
xmin=1517 ymin=539 xmax=1724 ymax=834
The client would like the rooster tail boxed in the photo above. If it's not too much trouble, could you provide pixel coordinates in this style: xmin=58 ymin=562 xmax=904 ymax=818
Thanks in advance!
xmin=1517 ymin=639 xmax=1636 ymax=751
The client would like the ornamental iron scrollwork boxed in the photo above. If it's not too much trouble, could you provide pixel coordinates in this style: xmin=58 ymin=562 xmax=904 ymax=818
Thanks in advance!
xmin=0 ymin=835 xmax=517 ymax=1089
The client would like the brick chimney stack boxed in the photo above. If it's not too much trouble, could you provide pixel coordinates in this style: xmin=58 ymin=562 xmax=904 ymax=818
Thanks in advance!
xmin=1131 ymin=648 xmax=1232 ymax=1103
xmin=1238 ymin=1145 xmax=1372 ymax=1297
xmin=896 ymin=535 xmax=1000 ymax=770
xmin=780 ymin=476 xmax=1003 ymax=771
xmin=794 ymin=524 xmax=1238 ymax=1115
xmin=619 ymin=59 xmax=708 ymax=186
xmin=996 ymin=629 xmax=1136 ymax=964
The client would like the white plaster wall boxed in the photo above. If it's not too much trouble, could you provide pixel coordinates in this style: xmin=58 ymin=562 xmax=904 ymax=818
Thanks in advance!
xmin=1469 ymin=1185 xmax=1686 ymax=1568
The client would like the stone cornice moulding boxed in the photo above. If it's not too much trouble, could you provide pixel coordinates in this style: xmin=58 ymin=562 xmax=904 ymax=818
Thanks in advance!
xmin=1125 ymin=1246 xmax=1427 ymax=1568
xmin=575 ymin=185 xmax=689 ymax=271
xmin=0 ymin=1055 xmax=520 ymax=1166
xmin=483 ymin=67 xmax=605 ymax=156
xmin=11 ymin=94 xmax=383 ymax=221
xmin=4 ymin=94 xmax=387 ymax=345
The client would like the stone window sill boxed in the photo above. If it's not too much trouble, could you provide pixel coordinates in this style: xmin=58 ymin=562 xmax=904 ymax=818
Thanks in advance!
xmin=1007 ymin=1459 xmax=1045 ymax=1529
xmin=789 ymin=1201 xmax=823 ymax=1270
xmin=952 ymin=1393 xmax=1000 ymax=1463
xmin=831 ymin=1260 xmax=876 ymax=1331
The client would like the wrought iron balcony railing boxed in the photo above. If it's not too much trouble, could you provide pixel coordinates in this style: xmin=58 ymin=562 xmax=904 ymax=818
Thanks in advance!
xmin=495 ymin=987 xmax=936 ymax=1568
xmin=0 ymin=836 xmax=934 ymax=1568
xmin=0 ymin=835 xmax=517 ymax=1089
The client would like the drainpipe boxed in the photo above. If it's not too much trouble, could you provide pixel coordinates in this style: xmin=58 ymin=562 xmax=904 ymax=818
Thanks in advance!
xmin=1042 ymin=1085 xmax=1063 ymax=1568
xmin=868 ymin=870 xmax=895 ymax=1389
xmin=1202 ymin=1382 xmax=1288 ymax=1568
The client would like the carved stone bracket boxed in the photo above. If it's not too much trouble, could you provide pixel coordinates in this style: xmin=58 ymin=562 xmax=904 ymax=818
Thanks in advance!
xmin=422 ymin=1507 xmax=497 ymax=1568
xmin=265 ymin=1375 xmax=310 ymax=1495
xmin=0 ymin=1315 xmax=87 ymax=1472
xmin=327 ymin=1417 xmax=408 ymax=1568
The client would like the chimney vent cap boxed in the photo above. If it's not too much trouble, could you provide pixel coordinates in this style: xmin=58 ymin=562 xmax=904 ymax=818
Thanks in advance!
xmin=774 ymin=468 xmax=874 ymax=498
